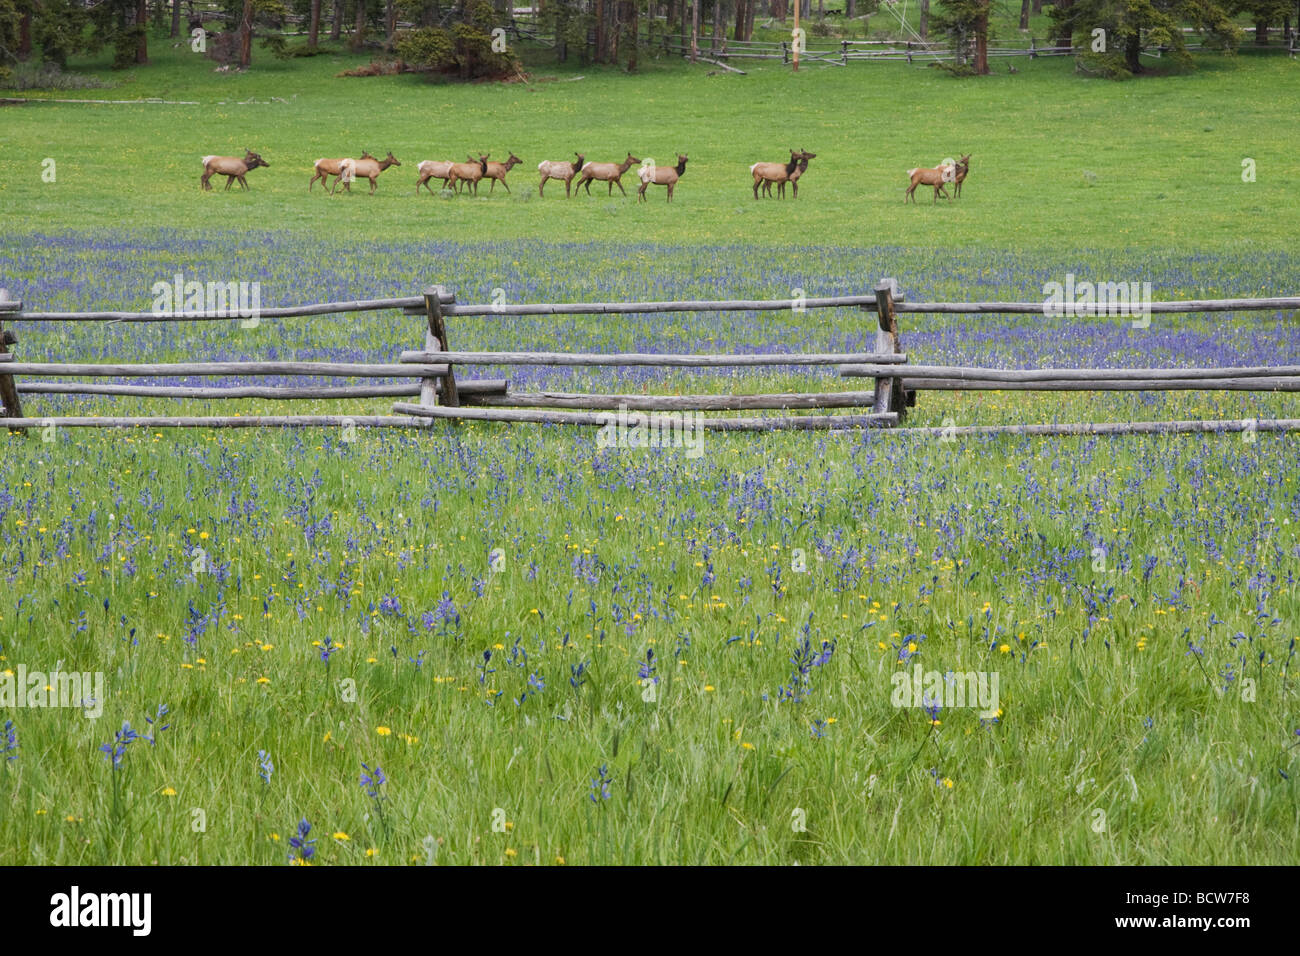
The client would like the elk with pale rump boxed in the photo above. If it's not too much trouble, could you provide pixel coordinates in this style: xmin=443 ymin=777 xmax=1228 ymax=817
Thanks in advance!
xmin=338 ymin=151 xmax=401 ymax=195
xmin=447 ymin=154 xmax=490 ymax=195
xmin=950 ymin=154 xmax=971 ymax=198
xmin=310 ymin=151 xmax=373 ymax=194
xmin=637 ymin=154 xmax=688 ymax=203
xmin=537 ymin=153 xmax=585 ymax=197
xmin=415 ymin=160 xmax=456 ymax=194
xmin=482 ymin=152 xmax=522 ymax=194
xmin=904 ymin=155 xmax=967 ymax=203
xmin=200 ymin=150 xmax=269 ymax=191
xmin=575 ymin=153 xmax=640 ymax=197
xmin=751 ymin=149 xmax=801 ymax=199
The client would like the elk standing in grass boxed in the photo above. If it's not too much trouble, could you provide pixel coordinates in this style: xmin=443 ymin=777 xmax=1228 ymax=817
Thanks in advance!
xmin=537 ymin=153 xmax=585 ymax=197
xmin=447 ymin=154 xmax=490 ymax=195
xmin=750 ymin=150 xmax=799 ymax=199
xmin=200 ymin=150 xmax=269 ymax=191
xmin=576 ymin=152 xmax=640 ymax=197
xmin=415 ymin=159 xmax=456 ymax=194
xmin=637 ymin=154 xmax=688 ymax=203
xmin=778 ymin=150 xmax=815 ymax=199
xmin=905 ymin=158 xmax=960 ymax=203
xmin=310 ymin=151 xmax=373 ymax=194
xmin=950 ymin=154 xmax=971 ymax=198
xmin=482 ymin=152 xmax=522 ymax=194
xmin=338 ymin=151 xmax=401 ymax=195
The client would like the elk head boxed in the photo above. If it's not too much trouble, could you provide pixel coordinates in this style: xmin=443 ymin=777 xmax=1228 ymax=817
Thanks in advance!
xmin=505 ymin=152 xmax=522 ymax=170
xmin=800 ymin=149 xmax=817 ymax=160
xmin=382 ymin=151 xmax=401 ymax=167
xmin=244 ymin=149 xmax=269 ymax=169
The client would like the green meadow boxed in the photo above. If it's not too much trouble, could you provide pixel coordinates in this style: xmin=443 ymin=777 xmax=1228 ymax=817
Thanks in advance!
xmin=0 ymin=30 xmax=1298 ymax=866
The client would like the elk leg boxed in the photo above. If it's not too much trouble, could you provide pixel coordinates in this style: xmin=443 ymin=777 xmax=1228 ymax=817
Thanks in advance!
xmin=667 ymin=182 xmax=674 ymax=202
xmin=500 ymin=180 xmax=509 ymax=194
xmin=539 ymin=178 xmax=546 ymax=197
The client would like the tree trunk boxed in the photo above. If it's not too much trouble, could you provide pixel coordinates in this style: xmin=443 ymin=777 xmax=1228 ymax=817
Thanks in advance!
xmin=919 ymin=0 xmax=927 ymax=39
xmin=18 ymin=8 xmax=32 ymax=58
xmin=627 ymin=0 xmax=638 ymax=69
xmin=1125 ymin=30 xmax=1141 ymax=72
xmin=385 ymin=0 xmax=396 ymax=49
xmin=351 ymin=0 xmax=366 ymax=51
xmin=171 ymin=0 xmax=181 ymax=38
xmin=691 ymin=0 xmax=698 ymax=59
xmin=309 ymin=0 xmax=320 ymax=47
xmin=1255 ymin=19 xmax=1270 ymax=44
xmin=1032 ymin=0 xmax=1041 ymax=11
xmin=136 ymin=0 xmax=150 ymax=63
xmin=1053 ymin=0 xmax=1071 ymax=50
xmin=239 ymin=0 xmax=253 ymax=67
xmin=846 ymin=0 xmax=855 ymax=18
xmin=1019 ymin=0 xmax=1029 ymax=30
xmin=331 ymin=0 xmax=342 ymax=39
xmin=974 ymin=0 xmax=988 ymax=73
xmin=712 ymin=0 xmax=722 ymax=51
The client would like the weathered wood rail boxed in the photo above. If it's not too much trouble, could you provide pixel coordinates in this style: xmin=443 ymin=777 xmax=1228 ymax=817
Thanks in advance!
xmin=2 ymin=278 xmax=1299 ymax=438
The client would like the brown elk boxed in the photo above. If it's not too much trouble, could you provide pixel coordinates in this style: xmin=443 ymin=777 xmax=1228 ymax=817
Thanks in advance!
xmin=904 ymin=157 xmax=962 ymax=204
xmin=777 ymin=150 xmax=815 ymax=199
xmin=951 ymin=154 xmax=971 ymax=198
xmin=310 ymin=151 xmax=373 ymax=194
xmin=751 ymin=150 xmax=800 ymax=199
xmin=339 ymin=151 xmax=401 ymax=195
xmin=538 ymin=153 xmax=585 ymax=198
xmin=576 ymin=153 xmax=640 ymax=197
xmin=481 ymin=152 xmax=522 ymax=194
xmin=415 ymin=160 xmax=456 ymax=194
xmin=200 ymin=150 xmax=269 ymax=191
xmin=447 ymin=154 xmax=490 ymax=195
xmin=636 ymin=154 xmax=688 ymax=203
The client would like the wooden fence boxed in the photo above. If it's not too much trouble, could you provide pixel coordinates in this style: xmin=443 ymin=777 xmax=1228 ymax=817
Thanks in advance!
xmin=2 ymin=282 xmax=1300 ymax=439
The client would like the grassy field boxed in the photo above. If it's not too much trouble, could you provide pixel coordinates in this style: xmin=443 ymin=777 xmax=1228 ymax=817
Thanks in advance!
xmin=1 ymin=31 xmax=1298 ymax=866
xmin=1 ymin=37 xmax=1298 ymax=249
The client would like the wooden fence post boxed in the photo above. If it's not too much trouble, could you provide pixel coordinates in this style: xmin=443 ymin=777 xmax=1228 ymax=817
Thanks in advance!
xmin=0 ymin=288 xmax=27 ymax=435
xmin=872 ymin=278 xmax=909 ymax=420
xmin=421 ymin=285 xmax=459 ymax=414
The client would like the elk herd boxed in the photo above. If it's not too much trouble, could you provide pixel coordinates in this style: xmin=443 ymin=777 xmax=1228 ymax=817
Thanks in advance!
xmin=199 ymin=148 xmax=973 ymax=205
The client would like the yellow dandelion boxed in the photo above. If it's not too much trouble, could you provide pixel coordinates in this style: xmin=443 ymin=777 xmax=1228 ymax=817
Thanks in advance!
xmin=161 ymin=787 xmax=177 ymax=797
xmin=334 ymin=832 xmax=350 ymax=841
xmin=505 ymin=848 xmax=518 ymax=858
xmin=376 ymin=726 xmax=392 ymax=736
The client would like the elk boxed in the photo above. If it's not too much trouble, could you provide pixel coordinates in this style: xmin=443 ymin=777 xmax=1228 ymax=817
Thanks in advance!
xmin=905 ymin=158 xmax=960 ymax=203
xmin=415 ymin=160 xmax=456 ymax=194
xmin=447 ymin=154 xmax=490 ymax=195
xmin=538 ymin=153 xmax=585 ymax=197
xmin=576 ymin=152 xmax=640 ymax=197
xmin=200 ymin=150 xmax=268 ymax=191
xmin=777 ymin=150 xmax=815 ymax=199
xmin=482 ymin=152 xmax=522 ymax=194
xmin=951 ymin=154 xmax=971 ymax=198
xmin=338 ymin=151 xmax=401 ymax=195
xmin=637 ymin=154 xmax=688 ymax=203
xmin=751 ymin=150 xmax=800 ymax=200
xmin=310 ymin=151 xmax=373 ymax=194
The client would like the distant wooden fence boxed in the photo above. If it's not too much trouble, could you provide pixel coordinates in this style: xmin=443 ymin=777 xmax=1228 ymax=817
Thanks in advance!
xmin=3 ymin=282 xmax=1300 ymax=439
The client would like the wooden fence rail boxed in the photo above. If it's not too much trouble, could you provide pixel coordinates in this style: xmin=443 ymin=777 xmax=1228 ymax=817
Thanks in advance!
xmin=2 ymin=279 xmax=1298 ymax=437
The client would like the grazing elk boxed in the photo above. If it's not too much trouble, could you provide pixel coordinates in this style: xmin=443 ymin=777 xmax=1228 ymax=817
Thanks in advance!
xmin=200 ymin=150 xmax=269 ymax=191
xmin=482 ymin=152 xmax=522 ymax=194
xmin=576 ymin=153 xmax=640 ymax=197
xmin=751 ymin=150 xmax=799 ymax=199
xmin=637 ymin=154 xmax=688 ymax=203
xmin=415 ymin=160 xmax=456 ymax=194
xmin=905 ymin=158 xmax=961 ymax=203
xmin=310 ymin=151 xmax=373 ymax=194
xmin=339 ymin=151 xmax=401 ymax=195
xmin=777 ymin=150 xmax=815 ymax=199
xmin=538 ymin=153 xmax=585 ymax=198
xmin=447 ymin=154 xmax=490 ymax=195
